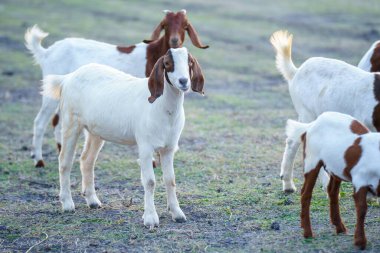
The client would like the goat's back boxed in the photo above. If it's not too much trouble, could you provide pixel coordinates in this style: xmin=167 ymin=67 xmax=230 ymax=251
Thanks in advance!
xmin=290 ymin=57 xmax=377 ymax=126
xmin=41 ymin=38 xmax=148 ymax=77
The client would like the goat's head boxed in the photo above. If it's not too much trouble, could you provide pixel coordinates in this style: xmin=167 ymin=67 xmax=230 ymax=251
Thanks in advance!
xmin=148 ymin=47 xmax=205 ymax=103
xmin=146 ymin=9 xmax=209 ymax=49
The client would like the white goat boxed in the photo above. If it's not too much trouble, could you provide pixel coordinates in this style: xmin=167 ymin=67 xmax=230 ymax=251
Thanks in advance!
xmin=286 ymin=111 xmax=378 ymax=250
xmin=358 ymin=40 xmax=380 ymax=72
xmin=270 ymin=30 xmax=380 ymax=193
xmin=25 ymin=10 xmax=209 ymax=167
xmin=41 ymin=47 xmax=205 ymax=229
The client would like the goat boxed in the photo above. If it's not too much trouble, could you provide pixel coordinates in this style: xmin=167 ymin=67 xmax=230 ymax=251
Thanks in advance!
xmin=358 ymin=40 xmax=380 ymax=72
xmin=25 ymin=9 xmax=209 ymax=167
xmin=270 ymin=30 xmax=380 ymax=193
xmin=286 ymin=111 xmax=378 ymax=250
xmin=41 ymin=47 xmax=205 ymax=229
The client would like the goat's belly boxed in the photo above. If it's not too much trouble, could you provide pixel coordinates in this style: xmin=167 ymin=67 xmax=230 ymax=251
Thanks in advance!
xmin=84 ymin=124 xmax=136 ymax=145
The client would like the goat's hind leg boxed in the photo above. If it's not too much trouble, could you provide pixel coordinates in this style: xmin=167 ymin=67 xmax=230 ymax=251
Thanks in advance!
xmin=32 ymin=96 xmax=59 ymax=167
xmin=301 ymin=161 xmax=323 ymax=238
xmin=353 ymin=186 xmax=368 ymax=250
xmin=80 ymin=132 xmax=104 ymax=209
xmin=280 ymin=137 xmax=300 ymax=193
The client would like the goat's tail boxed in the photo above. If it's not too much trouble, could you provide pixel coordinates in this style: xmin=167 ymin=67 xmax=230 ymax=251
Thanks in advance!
xmin=25 ymin=24 xmax=49 ymax=65
xmin=270 ymin=30 xmax=297 ymax=81
xmin=41 ymin=75 xmax=65 ymax=100
xmin=285 ymin=119 xmax=312 ymax=142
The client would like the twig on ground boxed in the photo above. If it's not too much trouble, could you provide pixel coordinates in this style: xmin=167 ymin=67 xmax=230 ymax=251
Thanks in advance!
xmin=26 ymin=232 xmax=48 ymax=253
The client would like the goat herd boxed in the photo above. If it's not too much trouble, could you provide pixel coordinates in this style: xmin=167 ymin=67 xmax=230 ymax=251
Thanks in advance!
xmin=23 ymin=10 xmax=380 ymax=250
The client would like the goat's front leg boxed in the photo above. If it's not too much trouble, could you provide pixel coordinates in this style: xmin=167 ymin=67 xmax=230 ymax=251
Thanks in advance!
xmin=280 ymin=137 xmax=300 ymax=193
xmin=53 ymin=111 xmax=62 ymax=153
xmin=59 ymin=120 xmax=81 ymax=212
xmin=353 ymin=187 xmax=368 ymax=250
xmin=160 ymin=148 xmax=186 ymax=223
xmin=139 ymin=148 xmax=159 ymax=229
xmin=80 ymin=133 xmax=104 ymax=209
xmin=328 ymin=177 xmax=347 ymax=234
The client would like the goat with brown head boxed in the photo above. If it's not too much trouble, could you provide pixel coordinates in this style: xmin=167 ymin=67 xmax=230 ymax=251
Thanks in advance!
xmin=147 ymin=9 xmax=209 ymax=49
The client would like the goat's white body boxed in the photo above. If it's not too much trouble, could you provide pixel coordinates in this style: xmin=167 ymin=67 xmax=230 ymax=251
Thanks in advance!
xmin=358 ymin=40 xmax=380 ymax=72
xmin=290 ymin=57 xmax=377 ymax=129
xmin=270 ymin=31 xmax=379 ymax=192
xmin=56 ymin=64 xmax=184 ymax=149
xmin=25 ymin=25 xmax=148 ymax=165
xmin=42 ymin=47 xmax=194 ymax=228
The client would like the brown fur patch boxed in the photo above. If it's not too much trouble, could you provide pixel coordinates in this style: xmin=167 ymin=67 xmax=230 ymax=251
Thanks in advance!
xmin=370 ymin=42 xmax=380 ymax=72
xmin=343 ymin=137 xmax=362 ymax=181
xmin=52 ymin=114 xmax=59 ymax=127
xmin=116 ymin=45 xmax=136 ymax=54
xmin=57 ymin=143 xmax=62 ymax=153
xmin=353 ymin=187 xmax=368 ymax=250
xmin=301 ymin=161 xmax=323 ymax=238
xmin=372 ymin=74 xmax=380 ymax=131
xmin=327 ymin=177 xmax=347 ymax=234
xmin=350 ymin=120 xmax=369 ymax=135
xmin=301 ymin=132 xmax=307 ymax=160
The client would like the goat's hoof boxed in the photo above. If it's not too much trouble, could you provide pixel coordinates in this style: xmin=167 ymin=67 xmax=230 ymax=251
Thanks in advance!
xmin=143 ymin=211 xmax=159 ymax=229
xmin=336 ymin=224 xmax=348 ymax=234
xmin=303 ymin=231 xmax=314 ymax=238
xmin=61 ymin=200 xmax=75 ymax=212
xmin=284 ymin=188 xmax=296 ymax=194
xmin=89 ymin=203 xmax=101 ymax=209
xmin=35 ymin=160 xmax=45 ymax=168
xmin=174 ymin=216 xmax=187 ymax=223
xmin=354 ymin=238 xmax=367 ymax=250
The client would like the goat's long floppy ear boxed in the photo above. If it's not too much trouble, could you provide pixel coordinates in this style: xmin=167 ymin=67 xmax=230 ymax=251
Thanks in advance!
xmin=187 ymin=23 xmax=209 ymax=49
xmin=150 ymin=20 xmax=164 ymax=41
xmin=148 ymin=57 xmax=165 ymax=103
xmin=189 ymin=53 xmax=205 ymax=94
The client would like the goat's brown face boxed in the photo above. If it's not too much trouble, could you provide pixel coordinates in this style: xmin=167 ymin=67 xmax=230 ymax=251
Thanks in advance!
xmin=164 ymin=11 xmax=187 ymax=48
xmin=148 ymin=10 xmax=209 ymax=49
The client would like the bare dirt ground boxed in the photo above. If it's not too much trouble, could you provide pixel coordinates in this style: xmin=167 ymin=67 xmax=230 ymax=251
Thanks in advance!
xmin=1 ymin=0 xmax=380 ymax=252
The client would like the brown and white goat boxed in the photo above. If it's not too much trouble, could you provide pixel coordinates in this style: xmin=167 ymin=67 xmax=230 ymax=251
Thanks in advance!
xmin=286 ymin=111 xmax=379 ymax=250
xmin=25 ymin=9 xmax=209 ymax=167
xmin=358 ymin=40 xmax=380 ymax=72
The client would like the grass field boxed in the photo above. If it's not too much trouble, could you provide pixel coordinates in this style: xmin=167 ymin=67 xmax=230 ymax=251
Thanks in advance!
xmin=1 ymin=0 xmax=380 ymax=252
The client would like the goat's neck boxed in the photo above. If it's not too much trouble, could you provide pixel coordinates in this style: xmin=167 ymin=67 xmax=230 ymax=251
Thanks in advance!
xmin=145 ymin=37 xmax=170 ymax=76
xmin=155 ymin=80 xmax=184 ymax=117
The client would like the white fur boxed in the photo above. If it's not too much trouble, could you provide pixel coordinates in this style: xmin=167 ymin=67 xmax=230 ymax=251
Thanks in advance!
xmin=270 ymin=30 xmax=380 ymax=192
xmin=25 ymin=25 xmax=148 ymax=165
xmin=358 ymin=40 xmax=380 ymax=71
xmin=42 ymin=48 xmax=193 ymax=228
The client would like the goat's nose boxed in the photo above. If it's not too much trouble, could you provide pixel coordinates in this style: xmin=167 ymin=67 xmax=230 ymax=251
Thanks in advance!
xmin=171 ymin=37 xmax=179 ymax=43
xmin=179 ymin=77 xmax=188 ymax=86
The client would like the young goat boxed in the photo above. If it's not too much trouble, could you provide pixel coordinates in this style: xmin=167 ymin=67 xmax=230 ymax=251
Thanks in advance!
xmin=42 ymin=47 xmax=204 ymax=229
xmin=270 ymin=30 xmax=380 ymax=193
xmin=25 ymin=9 xmax=208 ymax=167
xmin=358 ymin=40 xmax=380 ymax=72
xmin=286 ymin=111 xmax=378 ymax=250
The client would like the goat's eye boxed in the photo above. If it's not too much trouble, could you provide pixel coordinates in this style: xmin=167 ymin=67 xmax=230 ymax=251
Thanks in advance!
xmin=164 ymin=61 xmax=170 ymax=66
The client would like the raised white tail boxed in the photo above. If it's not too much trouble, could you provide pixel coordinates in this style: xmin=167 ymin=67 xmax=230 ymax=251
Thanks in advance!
xmin=41 ymin=75 xmax=65 ymax=100
xmin=270 ymin=30 xmax=297 ymax=81
xmin=25 ymin=25 xmax=49 ymax=64
xmin=285 ymin=119 xmax=311 ymax=141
